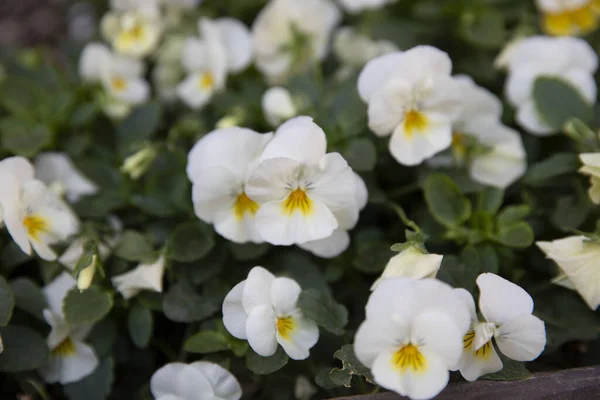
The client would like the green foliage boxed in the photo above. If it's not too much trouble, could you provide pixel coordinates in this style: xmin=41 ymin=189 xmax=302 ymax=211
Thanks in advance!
xmin=63 ymin=287 xmax=114 ymax=325
xmin=246 ymin=347 xmax=289 ymax=375
xmin=0 ymin=277 xmax=15 ymax=326
xmin=162 ymin=281 xmax=218 ymax=323
xmin=424 ymin=173 xmax=472 ymax=228
xmin=297 ymin=289 xmax=348 ymax=335
xmin=167 ymin=221 xmax=215 ymax=262
xmin=533 ymin=77 xmax=593 ymax=131
xmin=184 ymin=331 xmax=231 ymax=354
xmin=325 ymin=345 xmax=374 ymax=388
xmin=9 ymin=278 xmax=46 ymax=320
xmin=64 ymin=358 xmax=115 ymax=400
xmin=0 ymin=325 xmax=48 ymax=372
xmin=128 ymin=302 xmax=153 ymax=348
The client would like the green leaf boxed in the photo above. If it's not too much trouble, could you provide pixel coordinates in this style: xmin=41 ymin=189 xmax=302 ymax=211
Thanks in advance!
xmin=297 ymin=289 xmax=348 ymax=335
xmin=0 ymin=241 xmax=32 ymax=272
xmin=167 ymin=221 xmax=215 ymax=262
xmin=184 ymin=331 xmax=230 ymax=354
xmin=163 ymin=281 xmax=218 ymax=323
xmin=342 ymin=138 xmax=377 ymax=171
xmin=70 ymin=103 xmax=98 ymax=127
xmin=477 ymin=187 xmax=504 ymax=215
xmin=0 ymin=325 xmax=49 ymax=372
xmin=63 ymin=287 xmax=113 ymax=325
xmin=437 ymin=255 xmax=478 ymax=294
xmin=495 ymin=221 xmax=534 ymax=248
xmin=87 ymin=319 xmax=118 ymax=358
xmin=552 ymin=194 xmax=592 ymax=231
xmin=533 ymin=76 xmax=593 ymax=131
xmin=0 ymin=118 xmax=52 ymax=157
xmin=117 ymin=101 xmax=162 ymax=153
xmin=497 ymin=205 xmax=530 ymax=227
xmin=114 ymin=231 xmax=155 ymax=262
xmin=128 ymin=302 xmax=153 ymax=348
xmin=229 ymin=242 xmax=270 ymax=261
xmin=459 ymin=9 xmax=506 ymax=49
xmin=9 ymin=278 xmax=45 ymax=320
xmin=64 ymin=357 xmax=114 ymax=400
xmin=245 ymin=346 xmax=289 ymax=375
xmin=315 ymin=367 xmax=339 ymax=390
xmin=333 ymin=345 xmax=374 ymax=383
xmin=0 ymin=277 xmax=14 ymax=326
xmin=329 ymin=368 xmax=353 ymax=387
xmin=525 ymin=153 xmax=580 ymax=186
xmin=352 ymin=229 xmax=394 ymax=274
xmin=483 ymin=352 xmax=531 ymax=381
xmin=476 ymin=244 xmax=499 ymax=274
xmin=424 ymin=173 xmax=472 ymax=228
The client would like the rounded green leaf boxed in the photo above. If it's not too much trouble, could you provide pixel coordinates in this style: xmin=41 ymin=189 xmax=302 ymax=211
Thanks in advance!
xmin=533 ymin=77 xmax=593 ymax=131
xmin=0 ymin=277 xmax=15 ymax=326
xmin=184 ymin=331 xmax=229 ymax=354
xmin=167 ymin=222 xmax=215 ymax=262
xmin=114 ymin=231 xmax=155 ymax=262
xmin=297 ymin=289 xmax=348 ymax=336
xmin=128 ymin=302 xmax=153 ymax=349
xmin=9 ymin=278 xmax=46 ymax=320
xmin=63 ymin=287 xmax=113 ymax=325
xmin=162 ymin=281 xmax=218 ymax=323
xmin=0 ymin=325 xmax=49 ymax=372
xmin=64 ymin=357 xmax=114 ymax=400
xmin=424 ymin=173 xmax=472 ymax=228
xmin=245 ymin=347 xmax=289 ymax=375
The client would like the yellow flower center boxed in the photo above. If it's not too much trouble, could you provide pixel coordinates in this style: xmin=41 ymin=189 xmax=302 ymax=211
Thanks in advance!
xmin=463 ymin=331 xmax=494 ymax=360
xmin=543 ymin=4 xmax=598 ymax=36
xmin=233 ymin=192 xmax=259 ymax=220
xmin=403 ymin=109 xmax=428 ymax=138
xmin=51 ymin=337 xmax=76 ymax=357
xmin=23 ymin=215 xmax=48 ymax=241
xmin=111 ymin=77 xmax=128 ymax=92
xmin=282 ymin=188 xmax=312 ymax=216
xmin=198 ymin=73 xmax=215 ymax=91
xmin=392 ymin=344 xmax=427 ymax=372
xmin=276 ymin=316 xmax=295 ymax=340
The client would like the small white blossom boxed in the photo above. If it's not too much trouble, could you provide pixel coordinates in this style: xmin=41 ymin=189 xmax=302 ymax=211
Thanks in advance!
xmin=537 ymin=236 xmax=600 ymax=309
xmin=101 ymin=7 xmax=162 ymax=58
xmin=371 ymin=245 xmax=443 ymax=290
xmin=0 ymin=157 xmax=79 ymax=261
xmin=358 ymin=46 xmax=462 ymax=166
xmin=246 ymin=116 xmax=357 ymax=245
xmin=455 ymin=273 xmax=546 ymax=381
xmin=579 ymin=153 xmax=600 ymax=204
xmin=187 ymin=127 xmax=273 ymax=243
xmin=38 ymin=273 xmax=99 ymax=384
xmin=151 ymin=361 xmax=241 ymax=400
xmin=112 ymin=255 xmax=166 ymax=299
xmin=252 ymin=0 xmax=341 ymax=83
xmin=222 ymin=266 xmax=319 ymax=360
xmin=262 ymin=87 xmax=298 ymax=127
xmin=334 ymin=27 xmax=397 ymax=72
xmin=354 ymin=277 xmax=471 ymax=400
xmin=504 ymin=36 xmax=598 ymax=135
xmin=535 ymin=0 xmax=597 ymax=36
xmin=34 ymin=153 xmax=98 ymax=203
xmin=337 ymin=0 xmax=397 ymax=13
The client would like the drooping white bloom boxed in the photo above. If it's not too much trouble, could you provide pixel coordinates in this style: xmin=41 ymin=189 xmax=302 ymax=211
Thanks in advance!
xmin=101 ymin=6 xmax=162 ymax=58
xmin=151 ymin=361 xmax=241 ymax=400
xmin=537 ymin=236 xmax=600 ymax=309
xmin=112 ymin=255 xmax=166 ymax=299
xmin=504 ymin=36 xmax=598 ymax=135
xmin=246 ymin=116 xmax=357 ymax=245
xmin=354 ymin=277 xmax=471 ymax=400
xmin=262 ymin=87 xmax=297 ymax=127
xmin=579 ymin=153 xmax=600 ymax=204
xmin=38 ymin=273 xmax=99 ymax=384
xmin=334 ymin=27 xmax=398 ymax=71
xmin=187 ymin=128 xmax=273 ymax=243
xmin=338 ymin=0 xmax=397 ymax=13
xmin=455 ymin=273 xmax=546 ymax=382
xmin=298 ymin=172 xmax=368 ymax=258
xmin=535 ymin=0 xmax=597 ymax=36
xmin=0 ymin=157 xmax=79 ymax=261
xmin=222 ymin=267 xmax=319 ymax=360
xmin=34 ymin=153 xmax=98 ymax=203
xmin=177 ymin=18 xmax=253 ymax=109
xmin=358 ymin=46 xmax=462 ymax=166
xmin=452 ymin=76 xmax=526 ymax=188
xmin=370 ymin=245 xmax=443 ymax=290
xmin=252 ymin=0 xmax=341 ymax=83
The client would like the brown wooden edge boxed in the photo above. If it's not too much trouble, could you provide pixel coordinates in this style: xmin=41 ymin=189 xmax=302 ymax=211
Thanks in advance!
xmin=331 ymin=366 xmax=600 ymax=400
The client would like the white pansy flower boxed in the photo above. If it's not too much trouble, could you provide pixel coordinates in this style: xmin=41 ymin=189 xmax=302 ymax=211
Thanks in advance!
xmin=246 ymin=116 xmax=356 ymax=246
xmin=262 ymin=87 xmax=297 ymax=127
xmin=338 ymin=0 xmax=397 ymax=13
xmin=455 ymin=274 xmax=546 ymax=381
xmin=151 ymin=361 xmax=241 ymax=400
xmin=579 ymin=153 xmax=600 ymax=204
xmin=334 ymin=26 xmax=398 ymax=70
xmin=0 ymin=157 xmax=79 ymax=261
xmin=34 ymin=153 xmax=98 ymax=203
xmin=159 ymin=0 xmax=202 ymax=9
xmin=110 ymin=0 xmax=160 ymax=12
xmin=298 ymin=172 xmax=368 ymax=258
xmin=537 ymin=236 xmax=600 ymax=309
xmin=535 ymin=0 xmax=597 ymax=36
xmin=354 ymin=277 xmax=471 ymax=400
xmin=112 ymin=255 xmax=166 ymax=299
xmin=187 ymin=128 xmax=273 ymax=243
xmin=452 ymin=76 xmax=526 ymax=188
xmin=358 ymin=46 xmax=462 ymax=166
xmin=222 ymin=266 xmax=319 ymax=360
xmin=101 ymin=6 xmax=161 ymax=58
xmin=252 ymin=0 xmax=341 ymax=83
xmin=504 ymin=36 xmax=598 ymax=135
xmin=370 ymin=245 xmax=443 ymax=290
xmin=38 ymin=273 xmax=99 ymax=384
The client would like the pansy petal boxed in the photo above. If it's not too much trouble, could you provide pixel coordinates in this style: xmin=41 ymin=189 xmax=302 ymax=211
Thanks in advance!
xmin=215 ymin=18 xmax=253 ymax=73
xmin=259 ymin=116 xmax=326 ymax=164
xmin=151 ymin=362 xmax=187 ymax=397
xmin=516 ymin=101 xmax=555 ymax=136
xmin=358 ymin=52 xmax=405 ymax=102
xmin=0 ymin=168 xmax=30 ymax=256
xmin=310 ymin=153 xmax=356 ymax=212
xmin=191 ymin=361 xmax=243 ymax=400
xmin=412 ymin=311 xmax=464 ymax=368
xmin=298 ymin=228 xmax=350 ymax=258
xmin=495 ymin=314 xmax=546 ymax=361
xmin=242 ymin=266 xmax=275 ymax=313
xmin=271 ymin=277 xmax=301 ymax=315
xmin=222 ymin=281 xmax=249 ymax=339
xmin=245 ymin=305 xmax=278 ymax=357
xmin=276 ymin=309 xmax=319 ymax=360
xmin=389 ymin=117 xmax=453 ymax=166
xmin=477 ymin=273 xmax=534 ymax=325
xmin=0 ymin=156 xmax=35 ymax=182
xmin=457 ymin=341 xmax=503 ymax=382
xmin=246 ymin=157 xmax=300 ymax=204
xmin=191 ymin=166 xmax=239 ymax=223
xmin=58 ymin=340 xmax=99 ymax=384
xmin=354 ymin=317 xmax=403 ymax=368
xmin=178 ymin=364 xmax=215 ymax=398
xmin=43 ymin=272 xmax=76 ymax=317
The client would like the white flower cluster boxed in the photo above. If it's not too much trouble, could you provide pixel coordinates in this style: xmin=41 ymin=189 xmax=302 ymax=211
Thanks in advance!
xmin=186 ymin=116 xmax=367 ymax=258
xmin=504 ymin=35 xmax=598 ymax=135
xmin=355 ymin=273 xmax=545 ymax=400
xmin=535 ymin=0 xmax=600 ymax=36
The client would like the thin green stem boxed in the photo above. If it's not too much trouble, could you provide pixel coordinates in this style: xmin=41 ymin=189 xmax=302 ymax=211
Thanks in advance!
xmin=385 ymin=201 xmax=421 ymax=233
